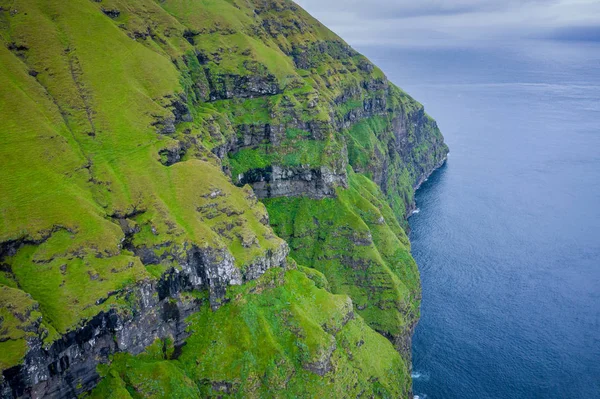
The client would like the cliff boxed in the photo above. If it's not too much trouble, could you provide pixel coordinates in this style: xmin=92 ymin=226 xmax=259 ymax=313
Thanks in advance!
xmin=0 ymin=0 xmax=448 ymax=397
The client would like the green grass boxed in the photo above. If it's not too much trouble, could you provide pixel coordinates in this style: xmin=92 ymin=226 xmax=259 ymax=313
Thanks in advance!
xmin=0 ymin=1 xmax=447 ymax=397
xmin=285 ymin=128 xmax=312 ymax=140
xmin=228 ymin=138 xmax=333 ymax=180
xmin=0 ymin=0 xmax=286 ymax=365
xmin=345 ymin=116 xmax=389 ymax=171
xmin=212 ymin=97 xmax=273 ymax=125
xmin=264 ymin=172 xmax=420 ymax=344
xmin=337 ymin=99 xmax=363 ymax=116
xmin=88 ymin=268 xmax=410 ymax=398
xmin=0 ymin=286 xmax=44 ymax=369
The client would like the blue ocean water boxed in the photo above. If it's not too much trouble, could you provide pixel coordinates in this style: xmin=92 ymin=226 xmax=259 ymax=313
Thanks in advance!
xmin=359 ymin=42 xmax=600 ymax=398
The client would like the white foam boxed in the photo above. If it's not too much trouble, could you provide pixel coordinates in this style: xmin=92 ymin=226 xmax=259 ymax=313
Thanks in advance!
xmin=412 ymin=209 xmax=420 ymax=214
xmin=411 ymin=371 xmax=430 ymax=381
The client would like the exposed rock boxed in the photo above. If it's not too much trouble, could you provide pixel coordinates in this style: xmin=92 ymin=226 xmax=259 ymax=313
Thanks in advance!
xmin=151 ymin=94 xmax=193 ymax=135
xmin=206 ymin=72 xmax=280 ymax=101
xmin=1 ymin=282 xmax=199 ymax=399
xmin=242 ymin=245 xmax=288 ymax=282
xmin=6 ymin=43 xmax=28 ymax=52
xmin=301 ymin=335 xmax=336 ymax=376
xmin=169 ymin=94 xmax=193 ymax=124
xmin=0 ymin=241 xmax=288 ymax=398
xmin=239 ymin=165 xmax=347 ymax=200
xmin=100 ymin=8 xmax=120 ymax=18
xmin=158 ymin=142 xmax=187 ymax=166
xmin=182 ymin=29 xmax=199 ymax=45
xmin=151 ymin=114 xmax=176 ymax=135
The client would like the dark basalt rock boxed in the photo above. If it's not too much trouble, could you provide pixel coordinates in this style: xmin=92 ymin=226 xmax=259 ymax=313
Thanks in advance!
xmin=238 ymin=165 xmax=347 ymax=200
xmin=0 ymin=242 xmax=288 ymax=399
xmin=182 ymin=29 xmax=199 ymax=45
xmin=151 ymin=94 xmax=193 ymax=135
xmin=151 ymin=115 xmax=176 ymax=135
xmin=237 ymin=166 xmax=273 ymax=186
xmin=6 ymin=43 xmax=28 ymax=52
xmin=205 ymin=65 xmax=281 ymax=101
xmin=158 ymin=142 xmax=187 ymax=166
xmin=170 ymin=95 xmax=193 ymax=124
xmin=0 ymin=286 xmax=200 ymax=399
xmin=100 ymin=8 xmax=120 ymax=19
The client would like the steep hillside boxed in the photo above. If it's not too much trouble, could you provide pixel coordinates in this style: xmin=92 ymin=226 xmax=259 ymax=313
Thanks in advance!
xmin=0 ymin=0 xmax=447 ymax=397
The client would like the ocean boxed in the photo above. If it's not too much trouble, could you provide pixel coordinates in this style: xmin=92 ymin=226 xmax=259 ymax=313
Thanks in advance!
xmin=359 ymin=41 xmax=600 ymax=398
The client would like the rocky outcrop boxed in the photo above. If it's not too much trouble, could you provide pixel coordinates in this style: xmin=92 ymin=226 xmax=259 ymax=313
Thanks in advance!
xmin=158 ymin=142 xmax=187 ymax=166
xmin=0 ymin=0 xmax=448 ymax=397
xmin=152 ymin=94 xmax=194 ymax=135
xmin=216 ymin=60 xmax=447 ymax=212
xmin=1 ymin=282 xmax=195 ymax=399
xmin=239 ymin=165 xmax=347 ymax=199
xmin=206 ymin=61 xmax=281 ymax=101
xmin=100 ymin=8 xmax=120 ymax=19
xmin=302 ymin=336 xmax=337 ymax=376
xmin=216 ymin=116 xmax=349 ymax=200
xmin=0 ymin=243 xmax=288 ymax=399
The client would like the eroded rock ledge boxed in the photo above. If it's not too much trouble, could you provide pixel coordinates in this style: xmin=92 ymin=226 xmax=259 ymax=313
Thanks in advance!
xmin=238 ymin=165 xmax=348 ymax=199
xmin=0 ymin=243 xmax=288 ymax=399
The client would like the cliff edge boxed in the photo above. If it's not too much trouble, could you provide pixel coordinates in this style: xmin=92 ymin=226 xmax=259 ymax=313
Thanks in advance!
xmin=0 ymin=0 xmax=447 ymax=397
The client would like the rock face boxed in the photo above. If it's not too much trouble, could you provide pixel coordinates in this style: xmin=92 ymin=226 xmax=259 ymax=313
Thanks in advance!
xmin=207 ymin=70 xmax=281 ymax=101
xmin=239 ymin=165 xmax=348 ymax=199
xmin=2 ymin=283 xmax=196 ymax=399
xmin=0 ymin=0 xmax=447 ymax=397
xmin=1 ymin=244 xmax=288 ymax=399
xmin=214 ymin=49 xmax=448 ymax=219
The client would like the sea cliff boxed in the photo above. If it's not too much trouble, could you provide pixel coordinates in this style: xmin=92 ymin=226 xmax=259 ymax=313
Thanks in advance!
xmin=0 ymin=0 xmax=447 ymax=397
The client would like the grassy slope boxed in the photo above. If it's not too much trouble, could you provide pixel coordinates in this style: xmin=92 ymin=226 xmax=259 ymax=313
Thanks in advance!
xmin=0 ymin=0 xmax=284 ymax=356
xmin=0 ymin=286 xmax=42 ymax=370
xmin=0 ymin=0 xmax=446 ymax=397
xmin=265 ymin=172 xmax=420 ymax=340
xmin=87 ymin=268 xmax=411 ymax=399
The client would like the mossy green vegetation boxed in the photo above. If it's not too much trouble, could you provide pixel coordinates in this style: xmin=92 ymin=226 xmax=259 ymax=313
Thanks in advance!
xmin=345 ymin=116 xmax=390 ymax=172
xmin=0 ymin=0 xmax=285 ymax=365
xmin=0 ymin=287 xmax=43 ymax=370
xmin=0 ymin=0 xmax=446 ymax=396
xmin=265 ymin=172 xmax=420 ymax=344
xmin=88 ymin=268 xmax=410 ymax=398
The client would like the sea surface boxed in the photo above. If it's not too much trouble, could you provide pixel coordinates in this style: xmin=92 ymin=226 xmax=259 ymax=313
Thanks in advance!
xmin=359 ymin=41 xmax=600 ymax=398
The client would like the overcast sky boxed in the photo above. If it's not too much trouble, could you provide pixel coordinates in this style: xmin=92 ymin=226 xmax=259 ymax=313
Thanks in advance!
xmin=295 ymin=0 xmax=600 ymax=47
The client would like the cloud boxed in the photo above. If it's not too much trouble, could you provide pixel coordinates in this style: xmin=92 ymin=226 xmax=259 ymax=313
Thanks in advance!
xmin=295 ymin=0 xmax=600 ymax=47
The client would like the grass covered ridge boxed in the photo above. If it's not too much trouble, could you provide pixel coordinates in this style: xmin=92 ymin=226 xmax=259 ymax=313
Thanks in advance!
xmin=0 ymin=0 xmax=287 ymax=360
xmin=88 ymin=267 xmax=411 ymax=398
xmin=0 ymin=0 xmax=447 ymax=396
xmin=265 ymin=172 xmax=420 ymax=344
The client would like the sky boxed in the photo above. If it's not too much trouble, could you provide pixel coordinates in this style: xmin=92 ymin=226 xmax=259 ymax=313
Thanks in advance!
xmin=294 ymin=0 xmax=600 ymax=47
